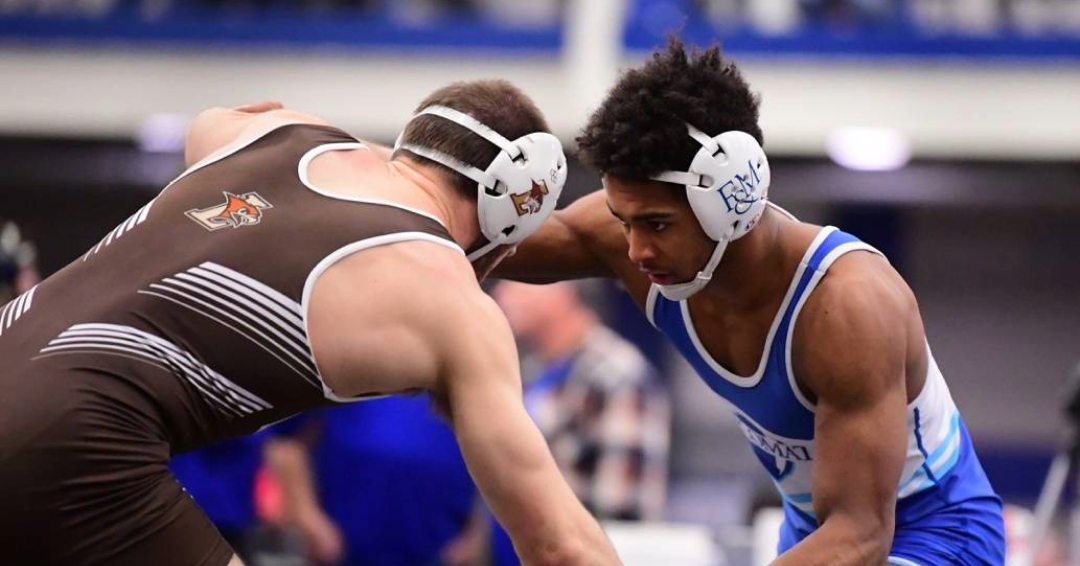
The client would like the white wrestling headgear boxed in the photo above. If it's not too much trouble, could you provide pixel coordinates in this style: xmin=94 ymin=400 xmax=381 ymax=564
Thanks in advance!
xmin=648 ymin=124 xmax=770 ymax=300
xmin=396 ymin=105 xmax=567 ymax=261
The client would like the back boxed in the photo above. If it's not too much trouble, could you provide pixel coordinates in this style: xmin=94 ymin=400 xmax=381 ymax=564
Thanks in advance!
xmin=0 ymin=124 xmax=457 ymax=455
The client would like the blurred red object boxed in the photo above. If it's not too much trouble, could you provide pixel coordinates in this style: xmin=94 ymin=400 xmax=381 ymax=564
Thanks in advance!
xmin=254 ymin=466 xmax=286 ymax=527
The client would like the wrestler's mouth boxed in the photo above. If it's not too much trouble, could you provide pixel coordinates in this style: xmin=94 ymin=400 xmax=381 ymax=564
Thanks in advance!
xmin=641 ymin=269 xmax=676 ymax=285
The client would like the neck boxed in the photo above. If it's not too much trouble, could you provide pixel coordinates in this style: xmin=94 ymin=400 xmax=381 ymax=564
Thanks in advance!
xmin=697 ymin=208 xmax=788 ymax=311
xmin=537 ymin=310 xmax=596 ymax=363
xmin=388 ymin=158 xmax=480 ymax=249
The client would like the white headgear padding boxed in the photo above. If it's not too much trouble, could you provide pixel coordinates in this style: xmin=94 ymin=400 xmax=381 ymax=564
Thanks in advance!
xmin=395 ymin=104 xmax=567 ymax=262
xmin=648 ymin=125 xmax=771 ymax=300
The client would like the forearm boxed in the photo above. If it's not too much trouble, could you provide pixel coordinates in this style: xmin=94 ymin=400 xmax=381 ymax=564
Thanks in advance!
xmin=468 ymin=431 xmax=622 ymax=566
xmin=454 ymin=400 xmax=621 ymax=566
xmin=264 ymin=439 xmax=326 ymax=522
xmin=496 ymin=235 xmax=612 ymax=283
xmin=492 ymin=191 xmax=623 ymax=282
xmin=441 ymin=295 xmax=623 ymax=566
xmin=769 ymin=518 xmax=891 ymax=566
xmin=515 ymin=505 xmax=620 ymax=566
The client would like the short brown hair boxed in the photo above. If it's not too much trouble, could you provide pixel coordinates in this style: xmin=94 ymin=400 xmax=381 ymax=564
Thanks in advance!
xmin=397 ymin=79 xmax=551 ymax=198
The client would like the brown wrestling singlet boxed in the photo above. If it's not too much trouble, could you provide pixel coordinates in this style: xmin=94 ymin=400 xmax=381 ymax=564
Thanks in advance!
xmin=0 ymin=124 xmax=456 ymax=566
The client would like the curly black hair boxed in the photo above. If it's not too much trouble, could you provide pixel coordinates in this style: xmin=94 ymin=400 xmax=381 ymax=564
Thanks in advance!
xmin=576 ymin=38 xmax=763 ymax=179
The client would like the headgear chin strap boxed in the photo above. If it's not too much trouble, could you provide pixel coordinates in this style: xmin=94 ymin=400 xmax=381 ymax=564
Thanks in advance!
xmin=649 ymin=124 xmax=771 ymax=301
xmin=394 ymin=104 xmax=567 ymax=263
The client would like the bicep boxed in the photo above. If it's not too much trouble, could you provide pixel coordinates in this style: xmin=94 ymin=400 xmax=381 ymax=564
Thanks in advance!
xmin=802 ymin=278 xmax=911 ymax=531
xmin=812 ymin=377 xmax=907 ymax=528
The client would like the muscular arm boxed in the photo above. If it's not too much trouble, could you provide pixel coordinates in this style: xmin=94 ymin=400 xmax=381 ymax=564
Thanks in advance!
xmin=436 ymin=291 xmax=623 ymax=566
xmin=775 ymin=256 xmax=913 ymax=566
xmin=495 ymin=190 xmax=629 ymax=282
xmin=308 ymin=244 xmax=622 ymax=566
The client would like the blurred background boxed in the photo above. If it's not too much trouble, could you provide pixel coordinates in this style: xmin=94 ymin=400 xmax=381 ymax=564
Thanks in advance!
xmin=2 ymin=0 xmax=1079 ymax=565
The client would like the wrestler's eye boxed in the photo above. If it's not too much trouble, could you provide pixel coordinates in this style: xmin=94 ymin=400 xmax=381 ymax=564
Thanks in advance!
xmin=648 ymin=221 xmax=668 ymax=233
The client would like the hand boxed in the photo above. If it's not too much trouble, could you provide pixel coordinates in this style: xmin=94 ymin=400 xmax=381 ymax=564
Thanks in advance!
xmin=231 ymin=101 xmax=285 ymax=114
xmin=297 ymin=508 xmax=345 ymax=565
xmin=440 ymin=527 xmax=485 ymax=566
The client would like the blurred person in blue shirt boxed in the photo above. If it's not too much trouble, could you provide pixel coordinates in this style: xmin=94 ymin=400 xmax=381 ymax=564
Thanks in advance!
xmin=267 ymin=395 xmax=478 ymax=566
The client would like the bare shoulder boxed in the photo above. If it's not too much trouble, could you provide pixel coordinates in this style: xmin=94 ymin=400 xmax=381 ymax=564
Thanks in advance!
xmin=306 ymin=238 xmax=493 ymax=395
xmin=323 ymin=238 xmax=482 ymax=321
xmin=185 ymin=105 xmax=332 ymax=168
xmin=807 ymin=251 xmax=915 ymax=326
xmin=190 ymin=106 xmax=331 ymax=134
xmin=794 ymin=250 xmax=916 ymax=404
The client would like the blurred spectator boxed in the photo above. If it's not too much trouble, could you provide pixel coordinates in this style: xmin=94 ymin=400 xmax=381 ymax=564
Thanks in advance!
xmin=695 ymin=0 xmax=897 ymax=33
xmin=489 ymin=281 xmax=671 ymax=566
xmin=170 ymin=433 xmax=272 ymax=565
xmin=267 ymin=395 xmax=478 ymax=566
xmin=800 ymin=0 xmax=897 ymax=29
xmin=0 ymin=220 xmax=40 ymax=304
xmin=910 ymin=0 xmax=1000 ymax=35
xmin=1002 ymin=503 xmax=1066 ymax=566
xmin=475 ymin=0 xmax=561 ymax=29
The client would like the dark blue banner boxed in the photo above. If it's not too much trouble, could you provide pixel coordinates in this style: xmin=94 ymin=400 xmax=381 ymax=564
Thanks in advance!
xmin=2 ymin=0 xmax=1079 ymax=59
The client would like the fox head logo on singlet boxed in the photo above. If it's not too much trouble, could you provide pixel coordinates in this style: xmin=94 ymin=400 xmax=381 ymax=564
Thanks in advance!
xmin=186 ymin=192 xmax=273 ymax=231
xmin=510 ymin=181 xmax=549 ymax=216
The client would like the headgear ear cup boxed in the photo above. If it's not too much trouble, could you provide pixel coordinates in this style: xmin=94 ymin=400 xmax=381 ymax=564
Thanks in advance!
xmin=649 ymin=125 xmax=770 ymax=300
xmin=684 ymin=130 xmax=770 ymax=242
xmin=395 ymin=105 xmax=567 ymax=261
xmin=475 ymin=132 xmax=566 ymax=247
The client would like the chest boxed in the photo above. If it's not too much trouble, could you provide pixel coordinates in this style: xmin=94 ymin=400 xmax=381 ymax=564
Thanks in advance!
xmin=665 ymin=297 xmax=819 ymax=440
xmin=685 ymin=297 xmax=785 ymax=379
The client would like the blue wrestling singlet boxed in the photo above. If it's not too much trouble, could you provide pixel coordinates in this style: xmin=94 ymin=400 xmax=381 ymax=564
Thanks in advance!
xmin=646 ymin=225 xmax=1005 ymax=566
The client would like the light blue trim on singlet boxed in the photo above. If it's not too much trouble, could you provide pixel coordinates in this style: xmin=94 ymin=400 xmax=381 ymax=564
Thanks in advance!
xmin=783 ymin=492 xmax=813 ymax=505
xmin=902 ymin=411 xmax=962 ymax=494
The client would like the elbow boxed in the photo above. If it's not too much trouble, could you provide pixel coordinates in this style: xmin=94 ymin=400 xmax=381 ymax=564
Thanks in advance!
xmin=529 ymin=539 xmax=587 ymax=566
xmin=863 ymin=532 xmax=892 ymax=565
xmin=851 ymin=517 xmax=894 ymax=565
xmin=824 ymin=512 xmax=893 ymax=565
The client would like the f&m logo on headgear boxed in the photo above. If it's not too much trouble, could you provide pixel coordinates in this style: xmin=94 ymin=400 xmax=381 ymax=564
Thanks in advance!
xmin=186 ymin=191 xmax=273 ymax=231
xmin=511 ymin=181 xmax=549 ymax=216
xmin=719 ymin=160 xmax=762 ymax=215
